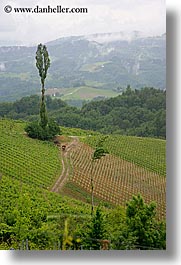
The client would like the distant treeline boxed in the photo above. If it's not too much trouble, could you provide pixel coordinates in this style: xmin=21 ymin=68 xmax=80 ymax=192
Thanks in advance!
xmin=0 ymin=87 xmax=166 ymax=138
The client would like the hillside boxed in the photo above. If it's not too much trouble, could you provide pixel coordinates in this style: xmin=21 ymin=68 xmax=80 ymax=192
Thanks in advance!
xmin=60 ymin=132 xmax=166 ymax=220
xmin=0 ymin=119 xmax=165 ymax=217
xmin=0 ymin=33 xmax=166 ymax=102
xmin=0 ymin=174 xmax=92 ymax=250
xmin=0 ymin=119 xmax=61 ymax=188
xmin=0 ymin=119 xmax=93 ymax=250
xmin=0 ymin=119 xmax=166 ymax=249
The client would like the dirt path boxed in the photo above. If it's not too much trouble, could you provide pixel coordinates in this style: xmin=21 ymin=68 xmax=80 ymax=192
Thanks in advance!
xmin=51 ymin=136 xmax=79 ymax=193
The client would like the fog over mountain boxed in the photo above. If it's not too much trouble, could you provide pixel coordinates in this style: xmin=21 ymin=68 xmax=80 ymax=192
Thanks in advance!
xmin=0 ymin=32 xmax=166 ymax=102
xmin=46 ymin=31 xmax=150 ymax=46
xmin=0 ymin=0 xmax=165 ymax=46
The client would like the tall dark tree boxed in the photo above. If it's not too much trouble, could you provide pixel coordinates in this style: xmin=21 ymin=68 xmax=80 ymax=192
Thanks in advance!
xmin=35 ymin=44 xmax=50 ymax=128
xmin=25 ymin=44 xmax=60 ymax=140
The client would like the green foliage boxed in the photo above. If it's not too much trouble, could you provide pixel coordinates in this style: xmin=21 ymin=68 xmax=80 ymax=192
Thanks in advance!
xmin=82 ymin=207 xmax=106 ymax=250
xmin=126 ymin=194 xmax=166 ymax=249
xmin=0 ymin=119 xmax=166 ymax=250
xmin=62 ymin=219 xmax=73 ymax=250
xmin=36 ymin=43 xmax=50 ymax=84
xmin=91 ymin=136 xmax=109 ymax=215
xmin=92 ymin=136 xmax=109 ymax=160
xmin=105 ymin=206 xmax=137 ymax=250
xmin=0 ymin=174 xmax=91 ymax=250
xmin=36 ymin=43 xmax=50 ymax=129
xmin=61 ymin=126 xmax=100 ymax=137
xmin=80 ymin=87 xmax=166 ymax=138
xmin=92 ymin=148 xmax=108 ymax=161
xmin=0 ymin=172 xmax=166 ymax=249
xmin=0 ymin=87 xmax=166 ymax=138
xmin=27 ymin=44 xmax=60 ymax=140
xmin=39 ymin=101 xmax=48 ymax=129
xmin=25 ymin=120 xmax=60 ymax=141
xmin=25 ymin=121 xmax=44 ymax=140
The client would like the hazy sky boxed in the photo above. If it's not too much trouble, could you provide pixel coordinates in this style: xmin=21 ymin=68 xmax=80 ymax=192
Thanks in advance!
xmin=0 ymin=0 xmax=166 ymax=46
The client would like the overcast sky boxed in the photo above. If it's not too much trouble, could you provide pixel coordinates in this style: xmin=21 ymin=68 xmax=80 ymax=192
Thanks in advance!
xmin=0 ymin=0 xmax=165 ymax=46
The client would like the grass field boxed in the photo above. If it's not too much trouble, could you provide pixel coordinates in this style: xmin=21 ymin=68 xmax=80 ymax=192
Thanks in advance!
xmin=80 ymin=61 xmax=111 ymax=73
xmin=46 ymin=86 xmax=119 ymax=101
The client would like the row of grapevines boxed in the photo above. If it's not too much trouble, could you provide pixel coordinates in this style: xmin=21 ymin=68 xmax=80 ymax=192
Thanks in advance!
xmin=0 ymin=119 xmax=61 ymax=188
xmin=70 ymin=142 xmax=166 ymax=219
xmin=82 ymin=135 xmax=166 ymax=176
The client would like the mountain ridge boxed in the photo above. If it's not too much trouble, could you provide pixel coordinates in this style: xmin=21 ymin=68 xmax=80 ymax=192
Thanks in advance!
xmin=0 ymin=32 xmax=166 ymax=102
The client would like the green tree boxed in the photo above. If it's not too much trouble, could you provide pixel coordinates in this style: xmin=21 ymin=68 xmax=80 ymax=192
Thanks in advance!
xmin=126 ymin=194 xmax=166 ymax=249
xmin=36 ymin=43 xmax=50 ymax=128
xmin=25 ymin=45 xmax=60 ymax=140
xmin=106 ymin=206 xmax=137 ymax=250
xmin=85 ymin=207 xmax=106 ymax=250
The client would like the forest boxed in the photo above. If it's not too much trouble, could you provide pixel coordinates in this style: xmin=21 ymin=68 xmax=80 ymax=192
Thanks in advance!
xmin=0 ymin=86 xmax=166 ymax=138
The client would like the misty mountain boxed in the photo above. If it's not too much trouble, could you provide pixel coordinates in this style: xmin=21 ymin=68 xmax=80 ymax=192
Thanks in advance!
xmin=0 ymin=32 xmax=166 ymax=102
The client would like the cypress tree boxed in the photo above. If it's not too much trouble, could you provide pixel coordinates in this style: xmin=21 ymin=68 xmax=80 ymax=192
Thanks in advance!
xmin=35 ymin=44 xmax=50 ymax=128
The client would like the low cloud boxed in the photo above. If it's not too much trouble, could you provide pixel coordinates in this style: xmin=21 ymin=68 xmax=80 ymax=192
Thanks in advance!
xmin=0 ymin=0 xmax=165 ymax=46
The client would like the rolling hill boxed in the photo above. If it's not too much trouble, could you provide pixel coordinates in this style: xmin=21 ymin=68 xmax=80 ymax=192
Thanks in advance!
xmin=0 ymin=119 xmax=166 ymax=249
xmin=0 ymin=119 xmax=166 ymax=220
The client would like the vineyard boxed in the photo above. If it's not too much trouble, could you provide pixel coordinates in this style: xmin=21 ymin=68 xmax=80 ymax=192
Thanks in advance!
xmin=62 ymin=135 xmax=166 ymax=219
xmin=0 ymin=174 xmax=93 ymax=250
xmin=0 ymin=119 xmax=166 ymax=220
xmin=0 ymin=119 xmax=61 ymax=188
xmin=0 ymin=174 xmax=90 ymax=218
xmin=0 ymin=118 xmax=166 ymax=249
xmin=82 ymin=135 xmax=166 ymax=176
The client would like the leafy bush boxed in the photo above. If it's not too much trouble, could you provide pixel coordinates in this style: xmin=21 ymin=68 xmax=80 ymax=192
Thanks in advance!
xmin=25 ymin=120 xmax=60 ymax=140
